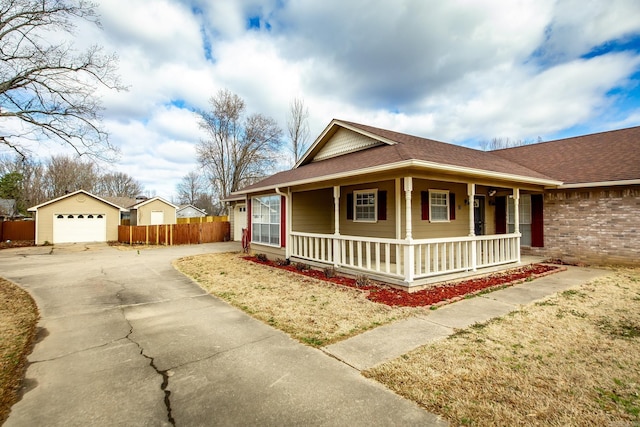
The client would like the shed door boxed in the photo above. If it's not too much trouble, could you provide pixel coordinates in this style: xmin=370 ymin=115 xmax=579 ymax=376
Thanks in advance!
xmin=53 ymin=214 xmax=107 ymax=243
xmin=150 ymin=211 xmax=164 ymax=225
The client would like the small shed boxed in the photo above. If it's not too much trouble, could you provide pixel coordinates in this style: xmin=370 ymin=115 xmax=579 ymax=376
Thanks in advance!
xmin=128 ymin=197 xmax=178 ymax=225
xmin=27 ymin=190 xmax=125 ymax=244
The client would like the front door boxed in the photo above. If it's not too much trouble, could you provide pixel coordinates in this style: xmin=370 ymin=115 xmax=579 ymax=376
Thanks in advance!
xmin=474 ymin=196 xmax=485 ymax=236
xmin=233 ymin=204 xmax=247 ymax=242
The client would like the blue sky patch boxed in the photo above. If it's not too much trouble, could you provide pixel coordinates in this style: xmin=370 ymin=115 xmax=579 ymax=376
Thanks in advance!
xmin=582 ymin=34 xmax=640 ymax=59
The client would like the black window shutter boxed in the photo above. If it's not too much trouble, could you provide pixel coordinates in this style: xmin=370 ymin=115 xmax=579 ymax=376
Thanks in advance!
xmin=449 ymin=193 xmax=456 ymax=220
xmin=346 ymin=193 xmax=353 ymax=220
xmin=421 ymin=191 xmax=429 ymax=220
xmin=377 ymin=190 xmax=387 ymax=220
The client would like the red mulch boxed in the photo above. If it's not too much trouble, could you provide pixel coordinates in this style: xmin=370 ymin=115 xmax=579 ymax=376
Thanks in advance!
xmin=244 ymin=256 xmax=563 ymax=308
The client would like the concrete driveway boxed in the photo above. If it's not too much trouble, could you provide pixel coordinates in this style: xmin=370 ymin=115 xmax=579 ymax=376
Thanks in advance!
xmin=1 ymin=243 xmax=445 ymax=426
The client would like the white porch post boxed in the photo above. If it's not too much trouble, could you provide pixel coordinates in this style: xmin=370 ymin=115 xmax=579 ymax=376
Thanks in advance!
xmin=333 ymin=186 xmax=341 ymax=267
xmin=404 ymin=177 xmax=414 ymax=283
xmin=286 ymin=190 xmax=292 ymax=259
xmin=395 ymin=178 xmax=401 ymax=239
xmin=513 ymin=187 xmax=521 ymax=263
xmin=468 ymin=183 xmax=477 ymax=271
xmin=467 ymin=183 xmax=475 ymax=237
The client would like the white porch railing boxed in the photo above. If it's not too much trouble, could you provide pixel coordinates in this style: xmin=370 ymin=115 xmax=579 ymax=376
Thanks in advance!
xmin=290 ymin=232 xmax=521 ymax=284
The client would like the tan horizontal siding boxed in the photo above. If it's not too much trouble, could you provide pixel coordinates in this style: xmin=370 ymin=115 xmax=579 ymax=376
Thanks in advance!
xmin=291 ymin=188 xmax=334 ymax=234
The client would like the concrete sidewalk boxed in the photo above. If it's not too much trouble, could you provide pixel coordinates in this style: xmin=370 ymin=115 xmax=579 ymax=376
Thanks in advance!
xmin=323 ymin=265 xmax=611 ymax=371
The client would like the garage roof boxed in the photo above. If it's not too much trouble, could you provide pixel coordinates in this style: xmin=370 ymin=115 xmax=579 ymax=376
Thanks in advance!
xmin=28 ymin=190 xmax=127 ymax=212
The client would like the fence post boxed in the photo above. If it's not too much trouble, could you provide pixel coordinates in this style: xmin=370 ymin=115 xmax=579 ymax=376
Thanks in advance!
xmin=129 ymin=226 xmax=132 ymax=245
xmin=145 ymin=226 xmax=149 ymax=245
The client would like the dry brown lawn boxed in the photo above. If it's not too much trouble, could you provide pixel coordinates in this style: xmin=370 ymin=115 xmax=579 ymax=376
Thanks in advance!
xmin=0 ymin=278 xmax=38 ymax=425
xmin=174 ymin=252 xmax=428 ymax=346
xmin=365 ymin=267 xmax=640 ymax=426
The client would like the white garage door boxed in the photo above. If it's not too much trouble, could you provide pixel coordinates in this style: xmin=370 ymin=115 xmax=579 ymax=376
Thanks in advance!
xmin=53 ymin=214 xmax=107 ymax=243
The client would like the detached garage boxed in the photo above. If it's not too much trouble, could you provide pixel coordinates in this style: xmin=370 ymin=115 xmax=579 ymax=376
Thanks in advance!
xmin=28 ymin=190 xmax=125 ymax=245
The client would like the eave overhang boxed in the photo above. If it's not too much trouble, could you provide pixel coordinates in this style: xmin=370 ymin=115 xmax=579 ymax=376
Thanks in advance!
xmin=235 ymin=160 xmax=563 ymax=195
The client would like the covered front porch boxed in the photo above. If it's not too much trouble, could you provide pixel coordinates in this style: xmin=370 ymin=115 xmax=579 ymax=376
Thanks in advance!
xmin=279 ymin=176 xmax=535 ymax=289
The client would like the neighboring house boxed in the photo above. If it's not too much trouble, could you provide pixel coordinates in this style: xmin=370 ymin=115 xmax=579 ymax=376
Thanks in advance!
xmin=177 ymin=204 xmax=207 ymax=218
xmin=128 ymin=197 xmax=178 ymax=225
xmin=230 ymin=119 xmax=639 ymax=289
xmin=27 ymin=190 xmax=125 ymax=244
xmin=0 ymin=198 xmax=17 ymax=221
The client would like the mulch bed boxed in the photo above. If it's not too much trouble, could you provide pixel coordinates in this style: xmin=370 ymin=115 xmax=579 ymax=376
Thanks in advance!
xmin=244 ymin=256 xmax=564 ymax=307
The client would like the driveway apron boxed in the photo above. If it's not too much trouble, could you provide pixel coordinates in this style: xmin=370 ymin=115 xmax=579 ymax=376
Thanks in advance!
xmin=0 ymin=243 xmax=445 ymax=427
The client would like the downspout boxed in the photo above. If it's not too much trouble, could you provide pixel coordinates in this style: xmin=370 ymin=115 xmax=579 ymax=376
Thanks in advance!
xmin=275 ymin=187 xmax=290 ymax=259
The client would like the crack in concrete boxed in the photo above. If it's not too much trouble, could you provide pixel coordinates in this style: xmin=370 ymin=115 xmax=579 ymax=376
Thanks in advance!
xmin=123 ymin=315 xmax=176 ymax=426
xmin=28 ymin=337 xmax=129 ymax=364
xmin=163 ymin=333 xmax=276 ymax=372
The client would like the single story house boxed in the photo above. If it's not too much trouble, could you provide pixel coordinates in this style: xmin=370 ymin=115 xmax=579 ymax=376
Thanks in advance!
xmin=177 ymin=204 xmax=207 ymax=218
xmin=128 ymin=197 xmax=178 ymax=226
xmin=28 ymin=190 xmax=125 ymax=244
xmin=229 ymin=119 xmax=639 ymax=289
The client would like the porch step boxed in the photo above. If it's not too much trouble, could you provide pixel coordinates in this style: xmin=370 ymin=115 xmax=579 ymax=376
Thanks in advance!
xmin=322 ymin=266 xmax=610 ymax=371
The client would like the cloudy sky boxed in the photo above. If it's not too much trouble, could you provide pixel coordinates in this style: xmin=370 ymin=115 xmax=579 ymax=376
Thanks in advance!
xmin=18 ymin=0 xmax=640 ymax=199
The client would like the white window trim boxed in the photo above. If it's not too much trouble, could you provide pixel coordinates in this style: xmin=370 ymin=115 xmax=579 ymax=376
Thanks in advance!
xmin=251 ymin=195 xmax=281 ymax=247
xmin=429 ymin=189 xmax=450 ymax=222
xmin=353 ymin=189 xmax=378 ymax=223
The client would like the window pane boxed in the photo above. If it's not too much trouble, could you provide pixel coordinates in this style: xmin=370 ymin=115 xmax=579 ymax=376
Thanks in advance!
xmin=430 ymin=191 xmax=449 ymax=221
xmin=354 ymin=191 xmax=376 ymax=221
xmin=270 ymin=224 xmax=279 ymax=245
xmin=507 ymin=195 xmax=531 ymax=225
xmin=252 ymin=224 xmax=260 ymax=242
xmin=251 ymin=195 xmax=281 ymax=245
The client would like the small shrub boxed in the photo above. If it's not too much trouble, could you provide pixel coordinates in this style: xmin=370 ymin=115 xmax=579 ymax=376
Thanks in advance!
xmin=323 ymin=266 xmax=336 ymax=278
xmin=294 ymin=262 xmax=309 ymax=271
xmin=355 ymin=274 xmax=370 ymax=287
xmin=275 ymin=258 xmax=290 ymax=266
xmin=255 ymin=253 xmax=268 ymax=262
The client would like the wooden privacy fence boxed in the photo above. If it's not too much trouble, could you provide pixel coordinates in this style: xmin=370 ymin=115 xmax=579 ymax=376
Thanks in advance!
xmin=0 ymin=221 xmax=35 ymax=241
xmin=176 ymin=215 xmax=228 ymax=224
xmin=118 ymin=221 xmax=230 ymax=246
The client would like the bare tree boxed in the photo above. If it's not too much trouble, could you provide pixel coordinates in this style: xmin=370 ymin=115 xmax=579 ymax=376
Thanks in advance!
xmin=0 ymin=0 xmax=125 ymax=161
xmin=197 ymin=89 xmax=283 ymax=214
xmin=286 ymin=97 xmax=310 ymax=164
xmin=176 ymin=170 xmax=206 ymax=205
xmin=480 ymin=136 xmax=542 ymax=151
xmin=96 ymin=171 xmax=143 ymax=197
xmin=45 ymin=155 xmax=98 ymax=197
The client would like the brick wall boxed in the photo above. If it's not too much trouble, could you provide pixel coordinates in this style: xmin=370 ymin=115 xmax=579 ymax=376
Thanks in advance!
xmin=522 ymin=186 xmax=640 ymax=265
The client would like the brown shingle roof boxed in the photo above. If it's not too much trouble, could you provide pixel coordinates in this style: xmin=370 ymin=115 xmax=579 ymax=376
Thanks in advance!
xmin=240 ymin=120 xmax=556 ymax=192
xmin=101 ymin=196 xmax=137 ymax=209
xmin=492 ymin=126 xmax=640 ymax=184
